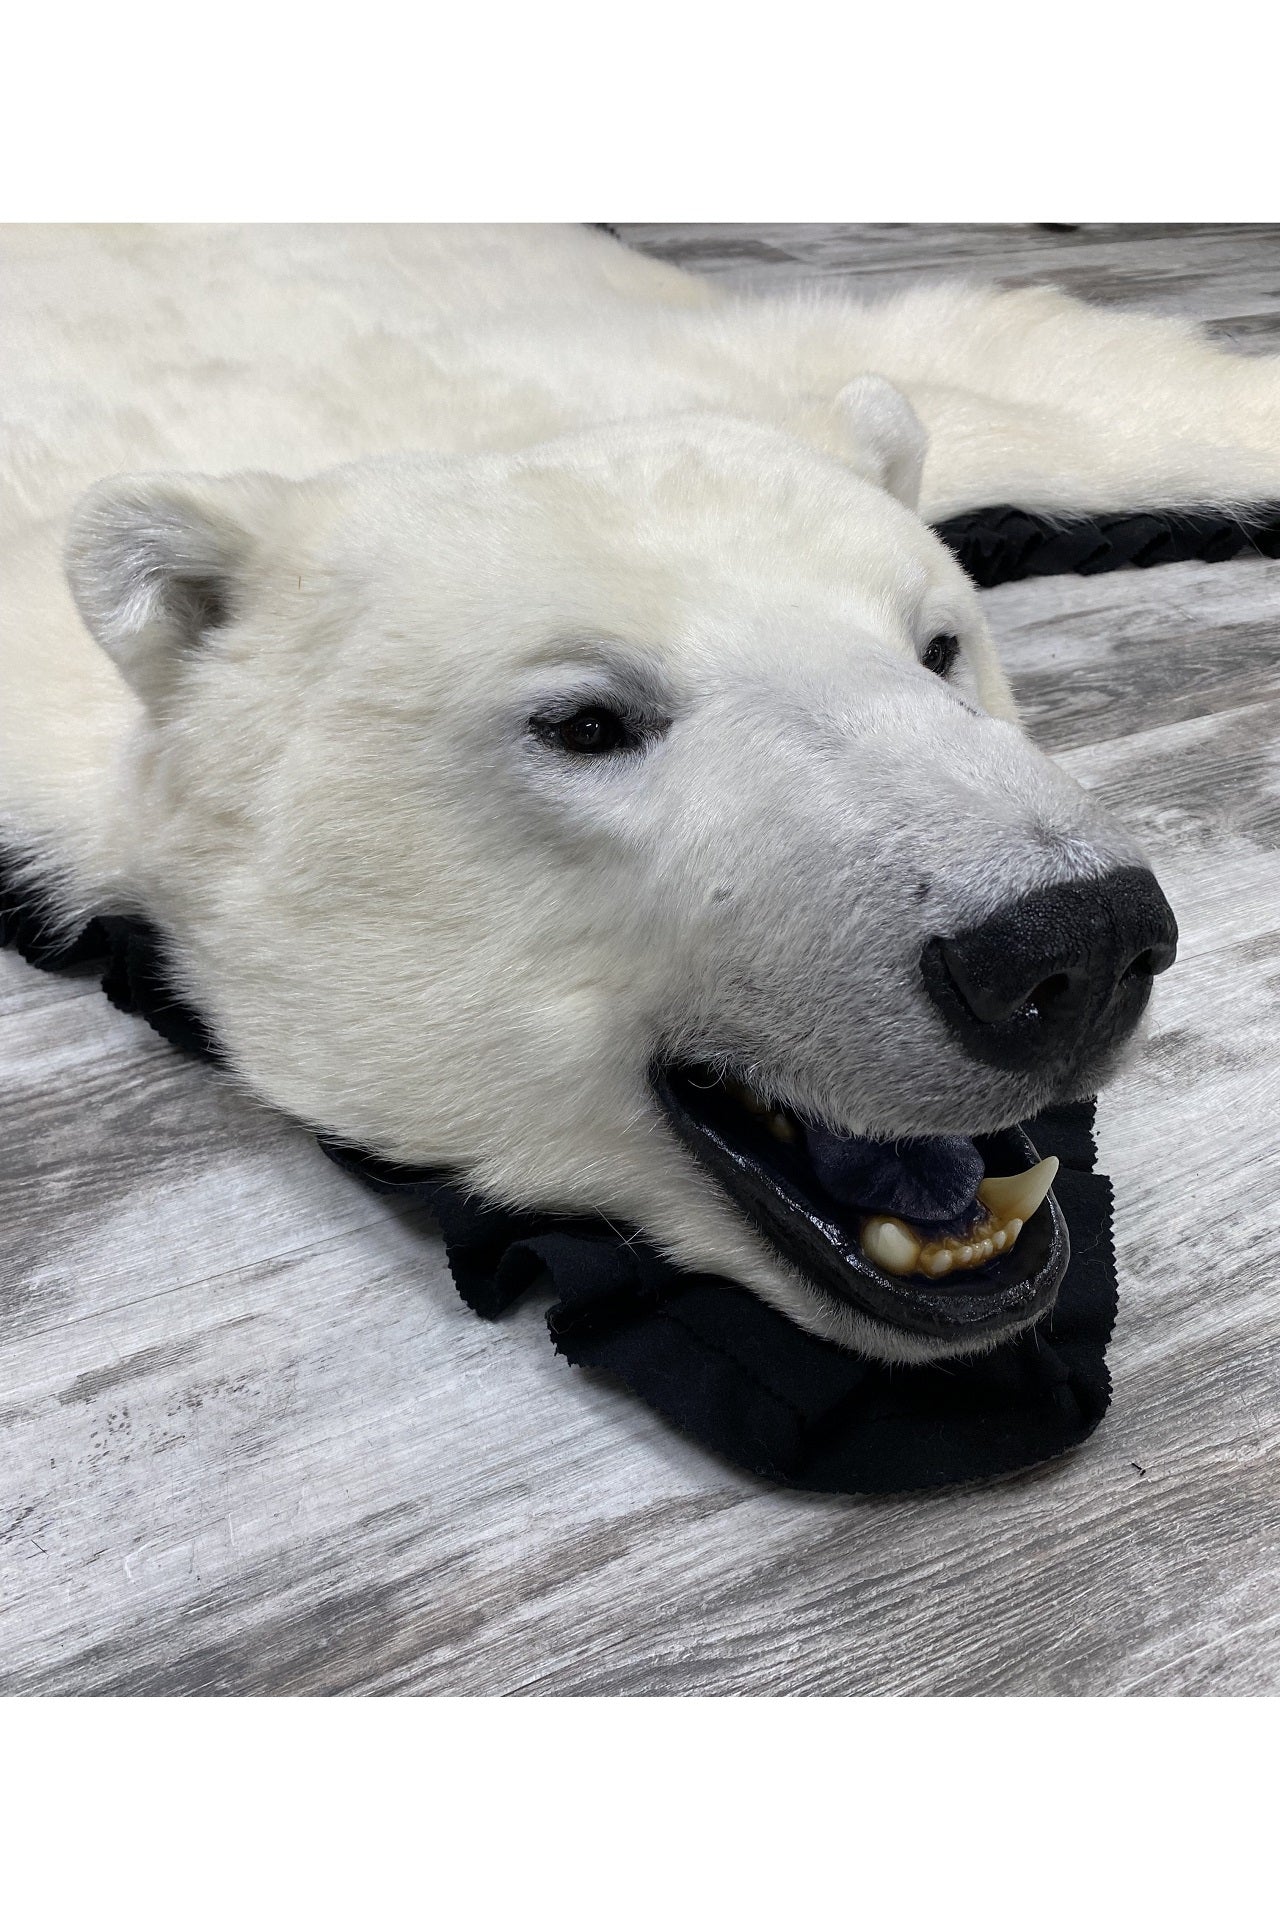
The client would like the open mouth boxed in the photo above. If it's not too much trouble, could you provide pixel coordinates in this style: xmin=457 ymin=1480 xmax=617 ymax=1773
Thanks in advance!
xmin=652 ymin=1065 xmax=1070 ymax=1343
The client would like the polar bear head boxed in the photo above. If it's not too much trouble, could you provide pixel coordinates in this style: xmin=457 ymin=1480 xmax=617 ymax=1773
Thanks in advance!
xmin=65 ymin=395 xmax=1175 ymax=1362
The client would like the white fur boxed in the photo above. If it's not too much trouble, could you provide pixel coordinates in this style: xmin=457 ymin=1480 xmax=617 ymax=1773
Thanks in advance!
xmin=4 ymin=225 xmax=1279 ymax=1361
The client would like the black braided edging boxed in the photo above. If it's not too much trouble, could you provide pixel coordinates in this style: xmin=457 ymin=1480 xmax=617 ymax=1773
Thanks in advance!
xmin=933 ymin=502 xmax=1280 ymax=590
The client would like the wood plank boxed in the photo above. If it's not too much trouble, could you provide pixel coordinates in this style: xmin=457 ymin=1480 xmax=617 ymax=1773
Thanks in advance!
xmin=986 ymin=555 xmax=1280 ymax=754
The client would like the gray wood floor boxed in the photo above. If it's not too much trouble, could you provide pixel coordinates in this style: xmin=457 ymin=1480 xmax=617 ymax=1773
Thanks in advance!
xmin=3 ymin=225 xmax=1279 ymax=1695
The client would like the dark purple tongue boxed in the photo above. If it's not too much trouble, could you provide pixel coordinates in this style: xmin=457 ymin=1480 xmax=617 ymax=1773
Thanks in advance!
xmin=802 ymin=1126 xmax=984 ymax=1226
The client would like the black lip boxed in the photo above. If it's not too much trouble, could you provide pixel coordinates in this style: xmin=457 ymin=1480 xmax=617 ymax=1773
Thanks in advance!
xmin=652 ymin=1065 xmax=1070 ymax=1342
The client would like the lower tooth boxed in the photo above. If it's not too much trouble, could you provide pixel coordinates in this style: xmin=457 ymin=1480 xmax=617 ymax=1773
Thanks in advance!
xmin=861 ymin=1217 xmax=921 ymax=1276
xmin=767 ymin=1112 xmax=798 ymax=1143
xmin=862 ymin=1200 xmax=1022 ymax=1283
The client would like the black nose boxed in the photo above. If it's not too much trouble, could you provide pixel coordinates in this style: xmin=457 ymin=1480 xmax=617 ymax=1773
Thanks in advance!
xmin=920 ymin=867 xmax=1177 ymax=1075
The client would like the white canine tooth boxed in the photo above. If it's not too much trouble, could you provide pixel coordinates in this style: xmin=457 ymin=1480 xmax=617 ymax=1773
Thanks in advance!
xmin=767 ymin=1112 xmax=798 ymax=1143
xmin=977 ymin=1156 xmax=1059 ymax=1226
xmin=861 ymin=1217 xmax=921 ymax=1277
xmin=921 ymin=1248 xmax=954 ymax=1278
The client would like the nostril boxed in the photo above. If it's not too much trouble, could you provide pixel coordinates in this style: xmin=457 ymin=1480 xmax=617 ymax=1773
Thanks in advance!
xmin=1027 ymin=971 xmax=1073 ymax=1019
xmin=1124 ymin=939 xmax=1177 ymax=983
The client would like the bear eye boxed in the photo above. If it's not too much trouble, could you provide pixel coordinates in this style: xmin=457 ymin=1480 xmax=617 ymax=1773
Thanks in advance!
xmin=533 ymin=704 xmax=636 ymax=756
xmin=921 ymin=633 xmax=960 ymax=678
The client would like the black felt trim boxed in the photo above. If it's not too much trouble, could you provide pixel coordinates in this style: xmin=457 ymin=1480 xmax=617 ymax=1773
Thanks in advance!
xmin=10 ymin=494 xmax=1237 ymax=1493
xmin=0 ymin=874 xmax=220 ymax=1063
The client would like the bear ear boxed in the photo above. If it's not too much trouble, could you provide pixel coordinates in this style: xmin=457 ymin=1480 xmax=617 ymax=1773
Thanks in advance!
xmin=65 ymin=471 xmax=288 ymax=705
xmin=835 ymin=374 xmax=928 ymax=510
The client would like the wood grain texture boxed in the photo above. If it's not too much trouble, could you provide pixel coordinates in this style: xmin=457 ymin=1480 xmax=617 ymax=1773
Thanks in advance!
xmin=2 ymin=225 xmax=1279 ymax=1695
